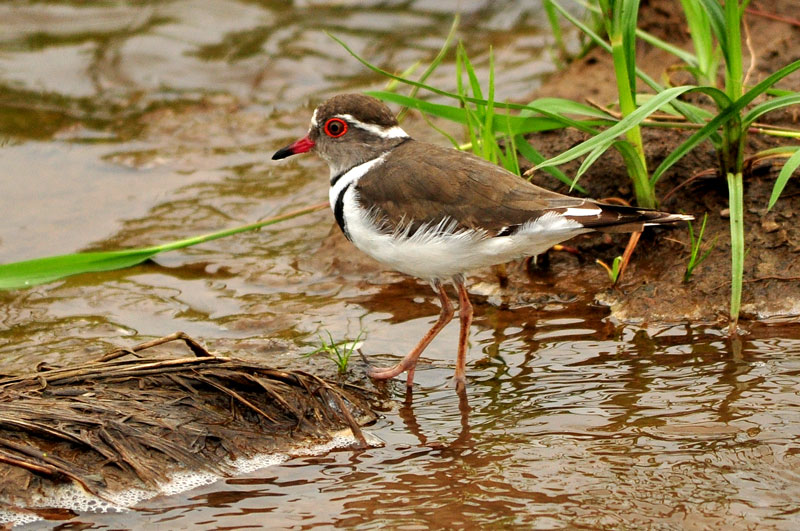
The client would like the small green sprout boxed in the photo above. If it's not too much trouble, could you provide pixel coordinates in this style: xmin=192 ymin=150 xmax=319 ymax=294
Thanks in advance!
xmin=304 ymin=330 xmax=365 ymax=375
xmin=596 ymin=255 xmax=623 ymax=284
xmin=684 ymin=213 xmax=717 ymax=283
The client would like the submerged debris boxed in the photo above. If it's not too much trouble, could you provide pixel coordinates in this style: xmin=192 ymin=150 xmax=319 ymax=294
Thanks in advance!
xmin=0 ymin=332 xmax=375 ymax=507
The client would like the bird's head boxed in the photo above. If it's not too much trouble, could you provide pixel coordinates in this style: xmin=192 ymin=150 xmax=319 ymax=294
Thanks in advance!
xmin=272 ymin=93 xmax=409 ymax=177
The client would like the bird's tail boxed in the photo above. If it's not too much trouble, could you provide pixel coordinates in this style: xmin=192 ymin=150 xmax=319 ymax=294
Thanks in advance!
xmin=577 ymin=203 xmax=693 ymax=234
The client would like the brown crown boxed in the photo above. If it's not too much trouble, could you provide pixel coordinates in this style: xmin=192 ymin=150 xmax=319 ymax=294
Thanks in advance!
xmin=315 ymin=93 xmax=398 ymax=127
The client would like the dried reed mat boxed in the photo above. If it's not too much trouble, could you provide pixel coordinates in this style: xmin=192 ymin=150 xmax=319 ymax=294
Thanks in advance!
xmin=0 ymin=332 xmax=376 ymax=506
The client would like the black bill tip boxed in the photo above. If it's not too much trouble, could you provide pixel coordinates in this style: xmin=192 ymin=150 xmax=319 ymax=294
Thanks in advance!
xmin=272 ymin=146 xmax=295 ymax=160
xmin=272 ymin=135 xmax=315 ymax=160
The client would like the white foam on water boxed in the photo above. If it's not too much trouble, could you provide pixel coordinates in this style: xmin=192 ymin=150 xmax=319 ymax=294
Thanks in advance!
xmin=230 ymin=452 xmax=290 ymax=474
xmin=0 ymin=428 xmax=381 ymax=527
xmin=289 ymin=430 xmax=383 ymax=457
xmin=0 ymin=511 xmax=39 ymax=527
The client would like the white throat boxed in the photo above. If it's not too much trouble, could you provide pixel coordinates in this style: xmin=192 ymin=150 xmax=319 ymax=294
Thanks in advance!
xmin=328 ymin=153 xmax=388 ymax=209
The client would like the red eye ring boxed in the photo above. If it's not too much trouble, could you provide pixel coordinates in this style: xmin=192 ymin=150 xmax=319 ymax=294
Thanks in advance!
xmin=323 ymin=118 xmax=348 ymax=138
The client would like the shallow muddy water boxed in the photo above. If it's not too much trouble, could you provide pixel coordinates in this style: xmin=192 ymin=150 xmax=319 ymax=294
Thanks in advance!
xmin=1 ymin=1 xmax=800 ymax=529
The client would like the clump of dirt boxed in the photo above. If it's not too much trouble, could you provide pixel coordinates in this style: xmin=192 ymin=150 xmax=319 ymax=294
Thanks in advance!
xmin=519 ymin=0 xmax=800 ymax=323
xmin=0 ymin=333 xmax=376 ymax=512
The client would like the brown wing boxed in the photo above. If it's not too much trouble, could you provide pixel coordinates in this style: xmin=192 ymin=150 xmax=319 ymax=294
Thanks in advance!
xmin=355 ymin=139 xmax=691 ymax=236
xmin=354 ymin=140 xmax=589 ymax=235
xmin=355 ymin=140 xmax=605 ymax=236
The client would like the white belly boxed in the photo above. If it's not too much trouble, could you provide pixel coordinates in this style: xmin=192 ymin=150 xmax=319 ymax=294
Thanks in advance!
xmin=340 ymin=187 xmax=589 ymax=280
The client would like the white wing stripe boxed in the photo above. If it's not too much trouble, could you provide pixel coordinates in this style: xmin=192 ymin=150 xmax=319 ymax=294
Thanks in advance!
xmin=562 ymin=207 xmax=602 ymax=217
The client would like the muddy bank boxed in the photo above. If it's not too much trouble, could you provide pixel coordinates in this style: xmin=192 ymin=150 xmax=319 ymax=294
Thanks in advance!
xmin=520 ymin=0 xmax=800 ymax=323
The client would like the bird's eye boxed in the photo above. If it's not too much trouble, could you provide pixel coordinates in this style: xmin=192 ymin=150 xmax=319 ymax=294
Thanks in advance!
xmin=323 ymin=118 xmax=348 ymax=138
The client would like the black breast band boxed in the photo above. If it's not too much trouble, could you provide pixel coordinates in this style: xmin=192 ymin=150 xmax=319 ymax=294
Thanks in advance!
xmin=334 ymin=182 xmax=353 ymax=241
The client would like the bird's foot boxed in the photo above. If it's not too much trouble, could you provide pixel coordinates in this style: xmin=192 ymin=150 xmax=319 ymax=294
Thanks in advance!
xmin=367 ymin=361 xmax=417 ymax=387
xmin=366 ymin=364 xmax=405 ymax=380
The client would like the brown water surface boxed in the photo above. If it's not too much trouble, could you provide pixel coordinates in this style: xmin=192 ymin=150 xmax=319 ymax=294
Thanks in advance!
xmin=1 ymin=1 xmax=799 ymax=529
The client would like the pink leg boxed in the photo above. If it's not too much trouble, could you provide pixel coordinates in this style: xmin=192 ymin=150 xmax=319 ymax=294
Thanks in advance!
xmin=368 ymin=280 xmax=454 ymax=387
xmin=454 ymin=277 xmax=473 ymax=390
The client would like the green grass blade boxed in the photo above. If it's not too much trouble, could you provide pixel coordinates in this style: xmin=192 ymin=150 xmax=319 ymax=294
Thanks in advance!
xmin=767 ymin=147 xmax=800 ymax=210
xmin=765 ymin=88 xmax=797 ymax=97
xmin=523 ymin=98 xmax=615 ymax=119
xmin=697 ymin=0 xmax=727 ymax=54
xmin=366 ymin=91 xmax=578 ymax=134
xmin=727 ymin=171 xmax=744 ymax=325
xmin=652 ymin=61 xmax=800 ymax=182
xmin=636 ymin=27 xmax=698 ymax=66
xmin=372 ymin=92 xmax=469 ymax=123
xmin=384 ymin=61 xmax=422 ymax=93
xmin=456 ymin=42 xmax=485 ymax=128
xmin=679 ymin=0 xmax=715 ymax=81
xmin=722 ymin=0 xmax=743 ymax=103
xmin=406 ymin=16 xmax=459 ymax=95
xmin=455 ymin=48 xmax=480 ymax=156
xmin=0 ymin=250 xmax=162 ymax=290
xmin=536 ymin=85 xmax=693 ymax=170
xmin=454 ymin=50 xmax=481 ymax=157
xmin=611 ymin=0 xmax=653 ymax=206
xmin=482 ymin=47 xmax=496 ymax=161
xmin=455 ymin=40 xmax=466 ymax=103
xmin=743 ymin=94 xmax=800 ymax=129
xmin=635 ymin=94 xmax=714 ymax=119
xmin=614 ymin=139 xmax=654 ymax=206
xmin=754 ymin=146 xmax=800 ymax=156
xmin=0 ymin=203 xmax=327 ymax=290
xmin=620 ymin=0 xmax=641 ymax=97
xmin=464 ymin=102 xmax=481 ymax=157
xmin=550 ymin=0 xmax=714 ymax=131
xmin=574 ymin=139 xmax=614 ymax=187
xmin=543 ymin=0 xmax=567 ymax=61
xmin=684 ymin=213 xmax=715 ymax=282
xmin=501 ymin=111 xmax=521 ymax=175
xmin=586 ymin=0 xmax=684 ymax=69
xmin=515 ymin=135 xmax=587 ymax=193
xmin=460 ymin=42 xmax=485 ymax=103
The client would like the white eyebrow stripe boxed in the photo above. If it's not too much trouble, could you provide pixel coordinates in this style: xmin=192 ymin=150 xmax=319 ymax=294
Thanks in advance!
xmin=562 ymin=207 xmax=602 ymax=217
xmin=310 ymin=108 xmax=319 ymax=128
xmin=335 ymin=114 xmax=409 ymax=139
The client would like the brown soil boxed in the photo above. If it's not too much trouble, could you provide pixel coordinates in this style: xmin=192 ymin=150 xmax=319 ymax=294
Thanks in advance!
xmin=518 ymin=0 xmax=800 ymax=324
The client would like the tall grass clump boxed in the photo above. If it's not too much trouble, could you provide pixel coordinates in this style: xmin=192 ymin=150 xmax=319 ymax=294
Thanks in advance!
xmin=543 ymin=0 xmax=800 ymax=327
xmin=650 ymin=0 xmax=800 ymax=327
